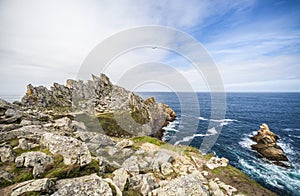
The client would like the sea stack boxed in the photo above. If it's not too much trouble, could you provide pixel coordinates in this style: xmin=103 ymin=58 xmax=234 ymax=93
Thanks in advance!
xmin=251 ymin=123 xmax=289 ymax=167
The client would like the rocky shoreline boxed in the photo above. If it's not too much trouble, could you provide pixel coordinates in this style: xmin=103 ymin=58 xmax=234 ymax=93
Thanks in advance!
xmin=0 ymin=74 xmax=275 ymax=195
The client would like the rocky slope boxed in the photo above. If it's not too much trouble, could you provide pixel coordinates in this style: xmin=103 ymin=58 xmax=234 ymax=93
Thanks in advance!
xmin=251 ymin=123 xmax=289 ymax=168
xmin=0 ymin=74 xmax=275 ymax=195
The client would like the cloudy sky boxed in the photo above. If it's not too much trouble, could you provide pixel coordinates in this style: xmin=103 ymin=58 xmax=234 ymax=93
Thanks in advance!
xmin=0 ymin=0 xmax=299 ymax=95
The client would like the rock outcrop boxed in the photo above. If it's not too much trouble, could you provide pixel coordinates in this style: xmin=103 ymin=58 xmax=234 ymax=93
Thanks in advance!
xmin=0 ymin=75 xmax=276 ymax=195
xmin=251 ymin=123 xmax=289 ymax=167
xmin=20 ymin=74 xmax=176 ymax=138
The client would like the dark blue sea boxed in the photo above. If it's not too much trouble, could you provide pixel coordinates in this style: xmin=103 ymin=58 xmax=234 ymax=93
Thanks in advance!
xmin=138 ymin=92 xmax=300 ymax=196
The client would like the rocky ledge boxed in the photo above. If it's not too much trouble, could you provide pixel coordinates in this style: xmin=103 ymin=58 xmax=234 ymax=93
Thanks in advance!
xmin=0 ymin=74 xmax=275 ymax=195
xmin=251 ymin=124 xmax=289 ymax=168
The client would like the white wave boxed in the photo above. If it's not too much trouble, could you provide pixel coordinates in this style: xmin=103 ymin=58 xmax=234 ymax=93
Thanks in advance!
xmin=198 ymin=116 xmax=208 ymax=121
xmin=277 ymin=141 xmax=295 ymax=155
xmin=174 ymin=127 xmax=218 ymax=145
xmin=283 ymin=128 xmax=294 ymax=132
xmin=239 ymin=137 xmax=256 ymax=149
xmin=198 ymin=117 xmax=239 ymax=126
xmin=288 ymin=134 xmax=300 ymax=139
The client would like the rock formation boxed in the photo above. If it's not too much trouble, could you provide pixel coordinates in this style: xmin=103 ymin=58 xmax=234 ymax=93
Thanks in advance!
xmin=251 ymin=123 xmax=289 ymax=167
xmin=0 ymin=74 xmax=276 ymax=195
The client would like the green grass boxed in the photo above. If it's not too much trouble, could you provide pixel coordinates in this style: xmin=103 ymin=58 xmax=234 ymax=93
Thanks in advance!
xmin=131 ymin=136 xmax=165 ymax=146
xmin=44 ymin=156 xmax=100 ymax=179
xmin=13 ymin=147 xmax=40 ymax=157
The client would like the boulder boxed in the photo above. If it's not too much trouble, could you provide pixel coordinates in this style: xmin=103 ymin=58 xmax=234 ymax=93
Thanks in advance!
xmin=251 ymin=124 xmax=288 ymax=165
xmin=121 ymin=156 xmax=139 ymax=175
xmin=113 ymin=168 xmax=129 ymax=191
xmin=206 ymin=157 xmax=229 ymax=170
xmin=10 ymin=178 xmax=54 ymax=196
xmin=53 ymin=174 xmax=113 ymax=196
xmin=115 ymin=139 xmax=134 ymax=150
xmin=15 ymin=151 xmax=53 ymax=177
xmin=151 ymin=174 xmax=209 ymax=196
xmin=40 ymin=133 xmax=91 ymax=166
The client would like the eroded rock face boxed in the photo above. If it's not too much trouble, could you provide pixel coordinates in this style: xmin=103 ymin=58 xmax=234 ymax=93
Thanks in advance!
xmin=40 ymin=133 xmax=92 ymax=166
xmin=251 ymin=124 xmax=289 ymax=167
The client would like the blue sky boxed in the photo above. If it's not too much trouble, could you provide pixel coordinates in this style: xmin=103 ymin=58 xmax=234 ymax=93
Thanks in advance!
xmin=0 ymin=0 xmax=299 ymax=95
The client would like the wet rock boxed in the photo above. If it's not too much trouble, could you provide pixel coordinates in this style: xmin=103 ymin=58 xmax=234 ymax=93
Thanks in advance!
xmin=206 ymin=157 xmax=229 ymax=170
xmin=40 ymin=133 xmax=91 ymax=166
xmin=15 ymin=151 xmax=53 ymax=177
xmin=10 ymin=178 xmax=54 ymax=196
xmin=0 ymin=143 xmax=15 ymax=162
xmin=251 ymin=123 xmax=289 ymax=165
xmin=53 ymin=174 xmax=113 ymax=196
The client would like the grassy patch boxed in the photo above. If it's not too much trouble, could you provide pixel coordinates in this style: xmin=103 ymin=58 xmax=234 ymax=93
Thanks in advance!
xmin=131 ymin=136 xmax=165 ymax=146
xmin=8 ymin=138 xmax=19 ymax=148
xmin=207 ymin=165 xmax=276 ymax=196
xmin=44 ymin=156 xmax=99 ymax=179
xmin=13 ymin=147 xmax=40 ymax=157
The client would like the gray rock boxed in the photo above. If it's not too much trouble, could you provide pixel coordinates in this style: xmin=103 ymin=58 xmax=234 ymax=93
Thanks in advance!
xmin=129 ymin=173 xmax=158 ymax=196
xmin=53 ymin=117 xmax=71 ymax=130
xmin=53 ymin=174 xmax=113 ymax=196
xmin=11 ymin=178 xmax=53 ymax=196
xmin=122 ymin=156 xmax=139 ymax=175
xmin=5 ymin=108 xmax=18 ymax=118
xmin=71 ymin=120 xmax=87 ymax=132
xmin=41 ymin=133 xmax=91 ymax=166
xmin=0 ymin=143 xmax=15 ymax=162
xmin=15 ymin=151 xmax=53 ymax=177
xmin=151 ymin=174 xmax=209 ymax=196
xmin=16 ymin=138 xmax=39 ymax=150
xmin=113 ymin=168 xmax=129 ymax=191
xmin=0 ymin=124 xmax=22 ymax=132
xmin=115 ymin=139 xmax=134 ymax=150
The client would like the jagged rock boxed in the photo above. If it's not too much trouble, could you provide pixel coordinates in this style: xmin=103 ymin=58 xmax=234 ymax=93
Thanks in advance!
xmin=206 ymin=157 xmax=229 ymax=170
xmin=129 ymin=173 xmax=158 ymax=196
xmin=121 ymin=156 xmax=139 ymax=175
xmin=5 ymin=109 xmax=18 ymax=118
xmin=53 ymin=174 xmax=113 ymax=196
xmin=15 ymin=151 xmax=53 ymax=177
xmin=151 ymin=174 xmax=209 ymax=196
xmin=115 ymin=139 xmax=134 ymax=150
xmin=251 ymin=124 xmax=288 ymax=165
xmin=112 ymin=168 xmax=129 ymax=191
xmin=10 ymin=178 xmax=54 ymax=196
xmin=40 ymin=133 xmax=91 ymax=166
xmin=20 ymin=74 xmax=176 ymax=137
xmin=0 ymin=125 xmax=45 ymax=142
xmin=0 ymin=143 xmax=15 ymax=162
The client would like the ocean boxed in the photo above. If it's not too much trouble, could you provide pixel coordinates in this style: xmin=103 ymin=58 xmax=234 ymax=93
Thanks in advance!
xmin=138 ymin=92 xmax=300 ymax=196
xmin=2 ymin=92 xmax=300 ymax=195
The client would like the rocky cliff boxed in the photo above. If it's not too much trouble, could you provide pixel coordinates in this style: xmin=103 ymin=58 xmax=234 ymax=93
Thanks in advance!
xmin=0 ymin=75 xmax=275 ymax=195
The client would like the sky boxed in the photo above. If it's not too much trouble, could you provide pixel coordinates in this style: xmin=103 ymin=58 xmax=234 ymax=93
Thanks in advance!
xmin=0 ymin=0 xmax=299 ymax=95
